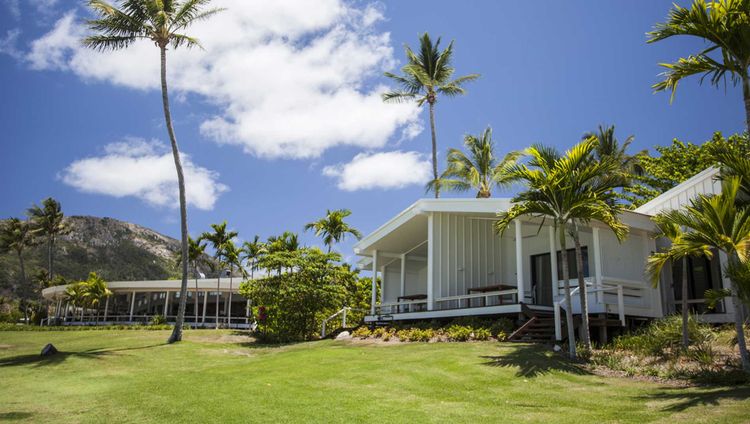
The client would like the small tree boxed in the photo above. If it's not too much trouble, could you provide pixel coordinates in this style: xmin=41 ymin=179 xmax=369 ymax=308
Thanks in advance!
xmin=304 ymin=209 xmax=362 ymax=253
xmin=27 ymin=197 xmax=69 ymax=279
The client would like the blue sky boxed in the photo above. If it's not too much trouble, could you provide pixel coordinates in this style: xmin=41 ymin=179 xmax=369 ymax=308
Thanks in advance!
xmin=0 ymin=0 xmax=741 ymax=260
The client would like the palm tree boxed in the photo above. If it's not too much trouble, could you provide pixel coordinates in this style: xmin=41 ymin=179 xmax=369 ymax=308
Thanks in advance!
xmin=84 ymin=0 xmax=223 ymax=344
xmin=427 ymin=126 xmax=520 ymax=198
xmin=645 ymin=177 xmax=750 ymax=370
xmin=0 ymin=218 xmax=37 ymax=322
xmin=64 ymin=282 xmax=87 ymax=322
xmin=584 ymin=125 xmax=643 ymax=176
xmin=241 ymin=236 xmax=266 ymax=279
xmin=223 ymin=241 xmax=245 ymax=326
xmin=27 ymin=197 xmax=69 ymax=279
xmin=646 ymin=216 xmax=693 ymax=350
xmin=199 ymin=221 xmax=237 ymax=328
xmin=383 ymin=33 xmax=479 ymax=197
xmin=177 ymin=236 xmax=214 ymax=323
xmin=495 ymin=139 xmax=628 ymax=356
xmin=81 ymin=272 xmax=112 ymax=325
xmin=304 ymin=209 xmax=362 ymax=253
xmin=648 ymin=0 xmax=750 ymax=131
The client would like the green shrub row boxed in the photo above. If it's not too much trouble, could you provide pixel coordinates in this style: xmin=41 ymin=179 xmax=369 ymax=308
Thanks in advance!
xmin=350 ymin=317 xmax=514 ymax=342
xmin=0 ymin=323 xmax=177 ymax=332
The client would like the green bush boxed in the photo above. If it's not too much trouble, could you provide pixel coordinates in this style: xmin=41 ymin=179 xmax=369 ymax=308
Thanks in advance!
xmin=0 ymin=323 xmax=176 ymax=331
xmin=351 ymin=326 xmax=371 ymax=338
xmin=445 ymin=325 xmax=473 ymax=341
xmin=613 ymin=314 xmax=713 ymax=357
xmin=150 ymin=315 xmax=166 ymax=325
xmin=489 ymin=318 xmax=515 ymax=337
xmin=0 ymin=310 xmax=23 ymax=323
xmin=473 ymin=328 xmax=491 ymax=341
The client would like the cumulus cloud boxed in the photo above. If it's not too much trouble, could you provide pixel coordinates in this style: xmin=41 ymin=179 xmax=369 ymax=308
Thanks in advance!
xmin=60 ymin=138 xmax=228 ymax=210
xmin=323 ymin=151 xmax=431 ymax=191
xmin=25 ymin=1 xmax=421 ymax=159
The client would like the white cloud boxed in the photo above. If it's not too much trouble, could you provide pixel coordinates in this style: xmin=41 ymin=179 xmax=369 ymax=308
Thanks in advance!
xmin=0 ymin=28 xmax=22 ymax=59
xmin=4 ymin=0 xmax=19 ymax=20
xmin=323 ymin=151 xmax=431 ymax=191
xmin=25 ymin=1 xmax=421 ymax=159
xmin=60 ymin=138 xmax=228 ymax=210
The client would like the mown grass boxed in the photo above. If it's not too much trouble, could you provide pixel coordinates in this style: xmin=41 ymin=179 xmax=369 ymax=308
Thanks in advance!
xmin=0 ymin=330 xmax=748 ymax=423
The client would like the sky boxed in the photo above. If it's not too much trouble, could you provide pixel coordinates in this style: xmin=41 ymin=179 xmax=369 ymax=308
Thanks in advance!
xmin=0 ymin=0 xmax=742 ymax=262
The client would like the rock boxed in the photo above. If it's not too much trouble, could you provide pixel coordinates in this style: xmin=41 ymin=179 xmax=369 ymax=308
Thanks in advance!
xmin=553 ymin=344 xmax=562 ymax=352
xmin=41 ymin=343 xmax=58 ymax=357
xmin=335 ymin=331 xmax=351 ymax=340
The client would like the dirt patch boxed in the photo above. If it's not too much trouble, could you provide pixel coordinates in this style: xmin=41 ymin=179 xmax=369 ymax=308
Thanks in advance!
xmin=0 ymin=344 xmax=13 ymax=349
xmin=187 ymin=332 xmax=255 ymax=344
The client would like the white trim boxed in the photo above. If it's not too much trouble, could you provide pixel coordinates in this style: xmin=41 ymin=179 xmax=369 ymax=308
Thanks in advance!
xmin=515 ymin=220 xmax=524 ymax=303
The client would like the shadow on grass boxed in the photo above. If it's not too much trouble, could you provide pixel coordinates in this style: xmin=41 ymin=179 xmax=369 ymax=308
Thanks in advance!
xmin=0 ymin=343 xmax=164 ymax=368
xmin=480 ymin=344 xmax=590 ymax=378
xmin=638 ymin=385 xmax=750 ymax=412
xmin=0 ymin=412 xmax=34 ymax=420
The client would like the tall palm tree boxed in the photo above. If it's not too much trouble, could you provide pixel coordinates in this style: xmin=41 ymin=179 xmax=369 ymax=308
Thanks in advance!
xmin=241 ymin=236 xmax=266 ymax=279
xmin=646 ymin=177 xmax=750 ymax=370
xmin=646 ymin=216 xmax=693 ymax=350
xmin=199 ymin=221 xmax=237 ymax=328
xmin=64 ymin=282 xmax=87 ymax=322
xmin=427 ymin=126 xmax=520 ymax=198
xmin=0 ymin=218 xmax=37 ymax=319
xmin=223 ymin=241 xmax=245 ymax=325
xmin=84 ymin=0 xmax=223 ymax=343
xmin=177 ymin=236 xmax=214 ymax=323
xmin=495 ymin=139 xmax=628 ymax=356
xmin=584 ymin=125 xmax=643 ymax=176
xmin=648 ymin=0 xmax=750 ymax=131
xmin=304 ymin=209 xmax=362 ymax=253
xmin=27 ymin=198 xmax=69 ymax=280
xmin=383 ymin=33 xmax=479 ymax=197
xmin=81 ymin=272 xmax=112 ymax=325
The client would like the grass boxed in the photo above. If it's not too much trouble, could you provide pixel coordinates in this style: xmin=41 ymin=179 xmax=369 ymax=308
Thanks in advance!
xmin=0 ymin=330 xmax=748 ymax=423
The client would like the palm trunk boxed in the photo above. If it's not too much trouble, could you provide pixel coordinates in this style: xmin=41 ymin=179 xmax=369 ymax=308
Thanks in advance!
xmin=559 ymin=226 xmax=577 ymax=359
xmin=47 ymin=236 xmax=54 ymax=279
xmin=227 ymin=269 xmax=233 ymax=326
xmin=162 ymin=46 xmax=190 ymax=344
xmin=194 ymin=266 xmax=199 ymax=324
xmin=428 ymin=100 xmax=439 ymax=198
xmin=571 ymin=224 xmax=591 ymax=351
xmin=681 ymin=256 xmax=689 ymax=350
xmin=742 ymin=75 xmax=750 ymax=134
xmin=216 ymin=273 xmax=221 ymax=329
xmin=728 ymin=253 xmax=750 ymax=371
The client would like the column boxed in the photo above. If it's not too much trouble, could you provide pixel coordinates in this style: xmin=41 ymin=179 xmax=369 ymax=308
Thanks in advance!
xmin=370 ymin=250 xmax=378 ymax=315
xmin=592 ymin=227 xmax=603 ymax=304
xmin=549 ymin=226 xmax=558 ymax=300
xmin=129 ymin=291 xmax=136 ymax=321
xmin=245 ymin=299 xmax=250 ymax=324
xmin=163 ymin=291 xmax=170 ymax=317
xmin=515 ymin=220 xmax=525 ymax=303
xmin=400 ymin=254 xmax=406 ymax=298
xmin=202 ymin=290 xmax=208 ymax=323
xmin=427 ymin=213 xmax=435 ymax=311
xmin=103 ymin=296 xmax=110 ymax=322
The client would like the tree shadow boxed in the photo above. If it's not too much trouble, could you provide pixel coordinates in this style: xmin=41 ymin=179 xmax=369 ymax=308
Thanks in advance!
xmin=0 ymin=343 xmax=164 ymax=368
xmin=0 ymin=412 xmax=34 ymax=420
xmin=480 ymin=344 xmax=590 ymax=378
xmin=637 ymin=385 xmax=750 ymax=412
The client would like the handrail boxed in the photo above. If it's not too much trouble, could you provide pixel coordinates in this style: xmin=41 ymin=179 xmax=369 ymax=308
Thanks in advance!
xmin=436 ymin=289 xmax=517 ymax=302
xmin=321 ymin=307 xmax=351 ymax=338
xmin=554 ymin=284 xmax=625 ymax=341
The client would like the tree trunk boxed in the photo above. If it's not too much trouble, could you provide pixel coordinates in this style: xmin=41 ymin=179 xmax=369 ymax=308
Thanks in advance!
xmin=728 ymin=253 xmax=750 ymax=371
xmin=571 ymin=225 xmax=591 ymax=351
xmin=162 ymin=46 xmax=190 ymax=344
xmin=428 ymin=100 xmax=439 ymax=199
xmin=559 ymin=226 xmax=577 ymax=359
xmin=216 ymin=273 xmax=221 ymax=329
xmin=681 ymin=256 xmax=689 ymax=350
xmin=48 ymin=238 xmax=53 ymax=280
xmin=228 ymin=270 xmax=233 ymax=326
xmin=194 ymin=265 xmax=199 ymax=324
xmin=743 ymin=75 xmax=750 ymax=134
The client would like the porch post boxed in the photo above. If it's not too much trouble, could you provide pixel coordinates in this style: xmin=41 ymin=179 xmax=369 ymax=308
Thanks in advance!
xmin=592 ymin=227 xmax=603 ymax=304
xmin=548 ymin=226 xmax=558 ymax=299
xmin=163 ymin=291 xmax=170 ymax=317
xmin=400 ymin=254 xmax=406 ymax=298
xmin=129 ymin=290 xmax=136 ymax=322
xmin=245 ymin=299 xmax=250 ymax=324
xmin=427 ymin=213 xmax=435 ymax=311
xmin=380 ymin=265 xmax=386 ymax=305
xmin=515 ymin=220 xmax=525 ymax=303
xmin=202 ymin=290 xmax=208 ymax=324
xmin=370 ymin=250 xmax=378 ymax=315
xmin=103 ymin=296 xmax=109 ymax=322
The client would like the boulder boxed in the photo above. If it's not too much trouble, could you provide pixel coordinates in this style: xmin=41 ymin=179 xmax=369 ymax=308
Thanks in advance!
xmin=41 ymin=343 xmax=58 ymax=357
xmin=335 ymin=331 xmax=351 ymax=340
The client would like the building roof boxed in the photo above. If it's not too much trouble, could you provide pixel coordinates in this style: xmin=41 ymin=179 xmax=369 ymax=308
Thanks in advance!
xmin=42 ymin=278 xmax=244 ymax=299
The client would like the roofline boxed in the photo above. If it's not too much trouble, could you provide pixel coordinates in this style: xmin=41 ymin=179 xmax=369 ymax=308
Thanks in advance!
xmin=41 ymin=278 xmax=245 ymax=299
xmin=635 ymin=166 xmax=719 ymax=215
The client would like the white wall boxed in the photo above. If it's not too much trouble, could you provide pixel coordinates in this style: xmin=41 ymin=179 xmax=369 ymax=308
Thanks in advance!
xmin=382 ymin=259 xmax=427 ymax=303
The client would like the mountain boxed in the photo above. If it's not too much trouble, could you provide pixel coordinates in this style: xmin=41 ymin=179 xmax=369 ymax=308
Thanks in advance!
xmin=0 ymin=216 xmax=217 ymax=297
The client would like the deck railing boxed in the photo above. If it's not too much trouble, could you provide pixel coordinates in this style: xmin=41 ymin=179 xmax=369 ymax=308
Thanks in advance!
xmin=554 ymin=281 xmax=625 ymax=341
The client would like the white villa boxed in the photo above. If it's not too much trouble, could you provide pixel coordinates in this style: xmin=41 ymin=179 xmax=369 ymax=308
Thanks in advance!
xmin=354 ymin=167 xmax=736 ymax=342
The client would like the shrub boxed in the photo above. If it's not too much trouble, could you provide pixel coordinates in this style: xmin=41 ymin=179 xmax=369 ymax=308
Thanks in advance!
xmin=489 ymin=318 xmax=515 ymax=337
xmin=445 ymin=325 xmax=473 ymax=342
xmin=473 ymin=328 xmax=491 ymax=341
xmin=371 ymin=327 xmax=386 ymax=338
xmin=150 ymin=315 xmax=166 ymax=325
xmin=381 ymin=328 xmax=395 ymax=341
xmin=613 ymin=314 xmax=713 ymax=357
xmin=351 ymin=326 xmax=371 ymax=339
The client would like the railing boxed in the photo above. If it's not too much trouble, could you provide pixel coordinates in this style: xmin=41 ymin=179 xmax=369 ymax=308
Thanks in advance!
xmin=321 ymin=307 xmax=351 ymax=338
xmin=435 ymin=289 xmax=518 ymax=310
xmin=554 ymin=282 xmax=625 ymax=341
xmin=53 ymin=314 xmax=252 ymax=328
xmin=373 ymin=299 xmax=429 ymax=315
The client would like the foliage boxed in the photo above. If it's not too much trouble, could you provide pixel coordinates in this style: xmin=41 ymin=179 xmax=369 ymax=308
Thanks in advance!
xmin=445 ymin=324 xmax=473 ymax=341
xmin=428 ymin=126 xmax=520 ymax=198
xmin=240 ymin=248 xmax=363 ymax=342
xmin=304 ymin=209 xmax=362 ymax=253
xmin=27 ymin=197 xmax=70 ymax=279
xmin=612 ymin=315 xmax=715 ymax=357
xmin=150 ymin=315 xmax=167 ymax=325
xmin=351 ymin=326 xmax=371 ymax=338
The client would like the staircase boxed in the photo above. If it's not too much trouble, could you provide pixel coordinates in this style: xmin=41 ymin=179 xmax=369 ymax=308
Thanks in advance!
xmin=508 ymin=305 xmax=567 ymax=343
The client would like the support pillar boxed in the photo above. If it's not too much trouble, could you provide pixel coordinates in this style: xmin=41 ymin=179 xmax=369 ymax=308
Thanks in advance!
xmin=548 ymin=226 xmax=558 ymax=300
xmin=400 ymin=254 xmax=406 ymax=298
xmin=593 ymin=227 xmax=603 ymax=304
xmin=427 ymin=213 xmax=435 ymax=311
xmin=103 ymin=296 xmax=110 ymax=322
xmin=370 ymin=250 xmax=378 ymax=315
xmin=515 ymin=220 xmax=525 ymax=304
xmin=129 ymin=290 xmax=136 ymax=322
xmin=163 ymin=291 xmax=169 ymax=317
xmin=202 ymin=290 xmax=208 ymax=324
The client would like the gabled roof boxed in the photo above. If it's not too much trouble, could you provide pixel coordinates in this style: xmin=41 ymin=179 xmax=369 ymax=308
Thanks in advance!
xmin=634 ymin=167 xmax=721 ymax=216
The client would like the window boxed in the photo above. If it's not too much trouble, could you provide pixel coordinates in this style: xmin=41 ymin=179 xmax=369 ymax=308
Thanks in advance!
xmin=555 ymin=247 xmax=589 ymax=280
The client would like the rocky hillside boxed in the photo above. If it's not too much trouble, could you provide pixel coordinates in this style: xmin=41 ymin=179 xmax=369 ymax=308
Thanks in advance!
xmin=0 ymin=216 xmax=217 ymax=296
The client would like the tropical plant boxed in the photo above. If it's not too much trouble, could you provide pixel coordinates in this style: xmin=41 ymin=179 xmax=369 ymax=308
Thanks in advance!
xmin=304 ymin=209 xmax=362 ymax=252
xmin=64 ymin=281 xmax=88 ymax=322
xmin=648 ymin=0 xmax=750 ymax=131
xmin=495 ymin=138 xmax=628 ymax=356
xmin=0 ymin=218 xmax=38 ymax=321
xmin=27 ymin=197 xmax=69 ymax=279
xmin=383 ymin=33 xmax=479 ymax=197
xmin=427 ymin=126 xmax=520 ymax=198
xmin=241 ymin=236 xmax=266 ymax=279
xmin=645 ymin=177 xmax=750 ymax=370
xmin=199 ymin=221 xmax=238 ymax=327
xmin=177 ymin=236 xmax=214 ymax=323
xmin=84 ymin=0 xmax=223 ymax=343
xmin=223 ymin=241 xmax=246 ymax=325
xmin=81 ymin=272 xmax=112 ymax=325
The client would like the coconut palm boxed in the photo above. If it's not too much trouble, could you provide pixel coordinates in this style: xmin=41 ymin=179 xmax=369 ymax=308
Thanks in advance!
xmin=242 ymin=236 xmax=266 ymax=279
xmin=223 ymin=241 xmax=246 ymax=325
xmin=427 ymin=126 xmax=520 ymax=198
xmin=648 ymin=0 xmax=750 ymax=131
xmin=81 ymin=272 xmax=112 ymax=325
xmin=383 ymin=33 xmax=479 ymax=198
xmin=584 ymin=125 xmax=643 ymax=176
xmin=199 ymin=221 xmax=238 ymax=328
xmin=177 ymin=236 xmax=214 ymax=323
xmin=304 ymin=209 xmax=362 ymax=253
xmin=646 ymin=216 xmax=693 ymax=350
xmin=495 ymin=138 xmax=628 ymax=356
xmin=64 ymin=281 xmax=87 ymax=322
xmin=84 ymin=0 xmax=223 ymax=343
xmin=645 ymin=177 xmax=750 ymax=370
xmin=27 ymin=197 xmax=69 ymax=279
xmin=0 ymin=218 xmax=37 ymax=320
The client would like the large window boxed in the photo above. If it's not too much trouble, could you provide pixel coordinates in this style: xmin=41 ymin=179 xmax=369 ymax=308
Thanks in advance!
xmin=555 ymin=247 xmax=589 ymax=280
xmin=671 ymin=253 xmax=724 ymax=314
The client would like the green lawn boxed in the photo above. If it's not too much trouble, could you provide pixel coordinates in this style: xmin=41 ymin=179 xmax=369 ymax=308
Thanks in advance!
xmin=0 ymin=330 xmax=748 ymax=423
